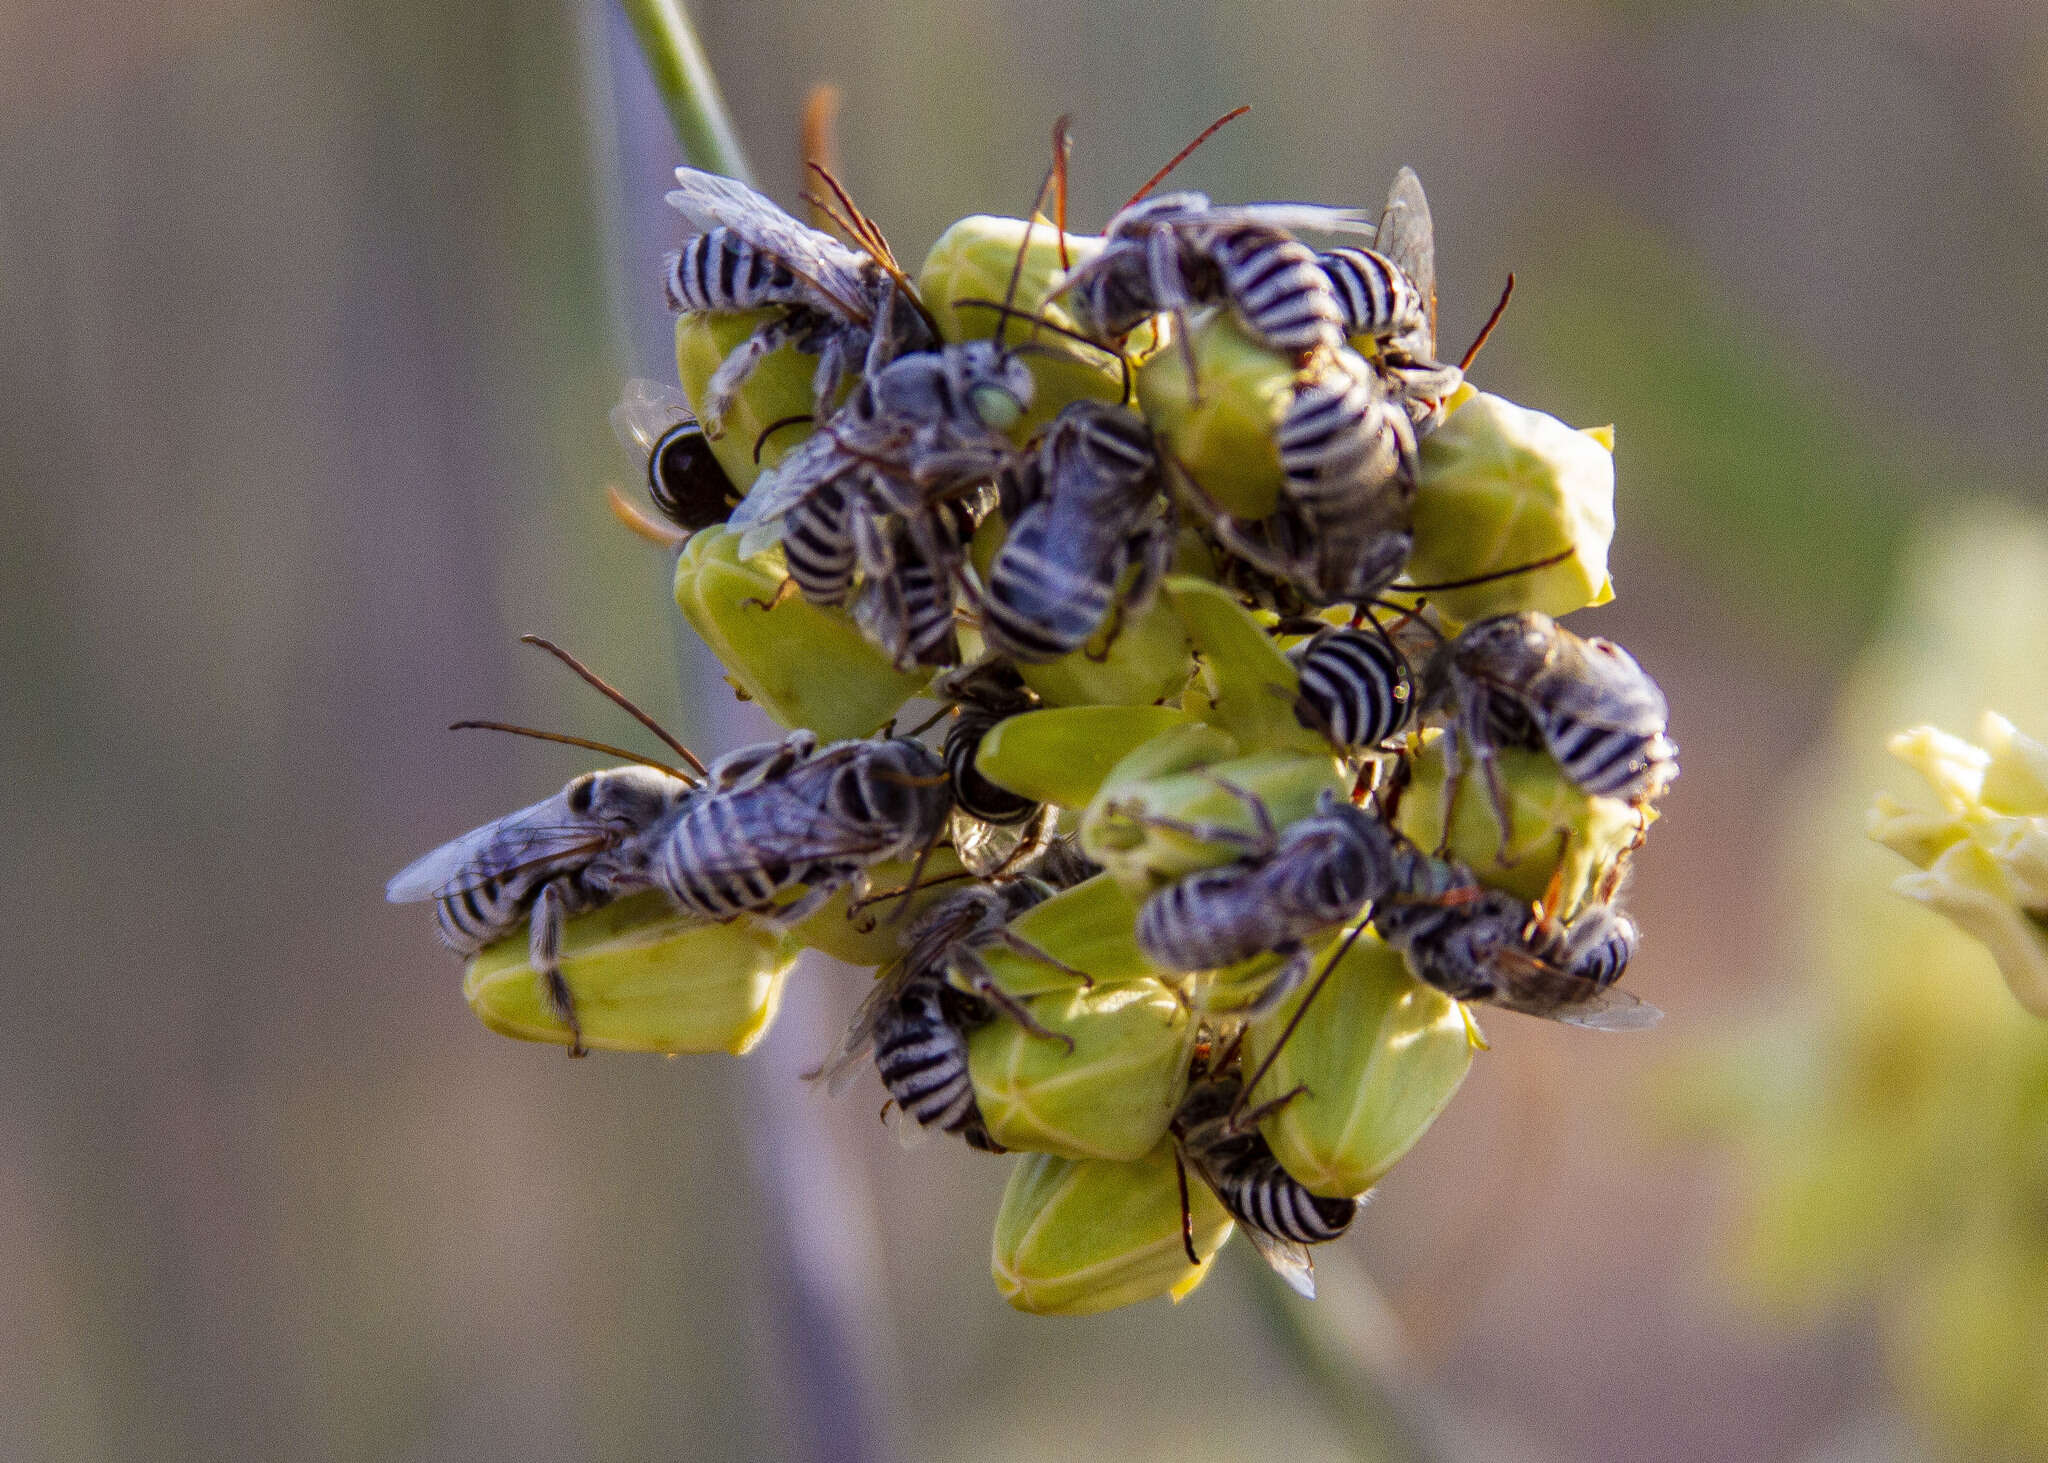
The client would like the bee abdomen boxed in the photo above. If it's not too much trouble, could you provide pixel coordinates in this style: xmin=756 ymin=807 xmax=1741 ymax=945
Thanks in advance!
xmin=982 ymin=520 xmax=1116 ymax=663
xmin=1541 ymin=718 xmax=1675 ymax=801
xmin=1317 ymin=246 xmax=1424 ymax=344
xmin=656 ymin=795 xmax=794 ymax=918
xmin=1136 ymin=868 xmax=1272 ymax=972
xmin=944 ymin=712 xmax=1039 ymax=826
xmin=1221 ymin=1159 xmax=1357 ymax=1244
xmin=781 ymin=480 xmax=859 ymax=605
xmin=1209 ymin=226 xmax=1345 ymax=359
xmin=873 ymin=982 xmax=980 ymax=1134
xmin=664 ymin=228 xmax=800 ymax=313
xmin=1293 ymin=628 xmax=1414 ymax=749
xmin=1277 ymin=366 xmax=1403 ymax=515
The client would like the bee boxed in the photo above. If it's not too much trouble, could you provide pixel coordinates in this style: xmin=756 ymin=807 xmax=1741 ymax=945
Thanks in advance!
xmin=1315 ymin=167 xmax=1463 ymax=413
xmin=652 ymin=732 xmax=952 ymax=929
xmin=1289 ymin=623 xmax=1419 ymax=752
xmin=1056 ymin=193 xmax=1375 ymax=368
xmin=729 ymin=340 xmax=1035 ymax=613
xmin=608 ymin=378 xmax=739 ymax=535
xmin=816 ymin=879 xmax=1086 ymax=1149
xmin=1373 ymin=862 xmax=1658 ymax=1030
xmin=924 ymin=663 xmax=1061 ymax=877
xmin=663 ymin=168 xmax=935 ymax=435
xmin=1173 ymin=1069 xmax=1358 ymax=1299
xmin=385 ymin=765 xmax=697 ymax=1056
xmin=981 ymin=400 xmax=1175 ymax=664
xmin=852 ymin=499 xmax=977 ymax=671
xmin=1429 ymin=612 xmax=1678 ymax=847
xmin=1130 ymin=786 xmax=1406 ymax=1014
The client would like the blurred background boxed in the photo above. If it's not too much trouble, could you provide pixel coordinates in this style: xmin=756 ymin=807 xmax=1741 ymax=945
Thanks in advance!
xmin=4 ymin=0 xmax=2047 ymax=1458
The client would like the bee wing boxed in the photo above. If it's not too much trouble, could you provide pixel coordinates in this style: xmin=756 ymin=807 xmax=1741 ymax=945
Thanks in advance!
xmin=811 ymin=961 xmax=913 ymax=1096
xmin=385 ymin=792 xmax=597 ymax=902
xmin=611 ymin=378 xmax=694 ymax=460
xmin=1202 ymin=202 xmax=1380 ymax=237
xmin=1240 ymin=1224 xmax=1319 ymax=1299
xmin=1375 ymin=168 xmax=1437 ymax=351
xmin=725 ymin=433 xmax=848 ymax=532
xmin=1473 ymin=946 xmax=1663 ymax=1031
xmin=667 ymin=168 xmax=874 ymax=321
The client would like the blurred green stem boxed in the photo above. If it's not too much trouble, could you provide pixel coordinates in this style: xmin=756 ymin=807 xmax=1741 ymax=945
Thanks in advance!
xmin=620 ymin=0 xmax=754 ymax=183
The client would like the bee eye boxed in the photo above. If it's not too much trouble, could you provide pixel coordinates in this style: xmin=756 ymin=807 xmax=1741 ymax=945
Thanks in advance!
xmin=970 ymin=385 xmax=1023 ymax=433
xmin=567 ymin=775 xmax=598 ymax=814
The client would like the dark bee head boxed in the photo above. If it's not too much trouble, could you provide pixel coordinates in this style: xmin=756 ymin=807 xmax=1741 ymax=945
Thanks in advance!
xmin=1451 ymin=611 xmax=1558 ymax=679
xmin=648 ymin=421 xmax=737 ymax=532
xmin=839 ymin=739 xmax=952 ymax=845
xmin=943 ymin=706 xmax=1040 ymax=826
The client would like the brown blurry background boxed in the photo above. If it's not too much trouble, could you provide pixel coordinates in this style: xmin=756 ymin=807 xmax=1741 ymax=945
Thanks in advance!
xmin=4 ymin=0 xmax=2046 ymax=1458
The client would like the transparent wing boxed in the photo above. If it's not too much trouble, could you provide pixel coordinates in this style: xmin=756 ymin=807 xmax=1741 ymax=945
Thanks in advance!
xmin=611 ymin=378 xmax=694 ymax=461
xmin=1474 ymin=946 xmax=1664 ymax=1031
xmin=667 ymin=168 xmax=874 ymax=320
xmin=1375 ymin=168 xmax=1437 ymax=352
xmin=1204 ymin=202 xmax=1379 ymax=237
xmin=811 ymin=961 xmax=913 ymax=1097
xmin=725 ymin=432 xmax=848 ymax=530
xmin=1240 ymin=1224 xmax=1319 ymax=1299
xmin=385 ymin=791 xmax=590 ymax=902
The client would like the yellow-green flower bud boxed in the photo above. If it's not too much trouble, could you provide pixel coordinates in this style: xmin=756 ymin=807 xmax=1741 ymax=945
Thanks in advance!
xmin=673 ymin=524 xmax=929 ymax=739
xmin=1135 ymin=309 xmax=1293 ymax=521
xmin=673 ymin=312 xmax=819 ymax=492
xmin=990 ymin=1138 xmax=1234 ymax=1315
xmin=974 ymin=704 xmax=1199 ymax=809
xmin=1084 ymin=729 xmax=1346 ymax=893
xmin=1871 ymin=713 xmax=2048 ymax=1016
xmin=1240 ymin=930 xmax=1473 ymax=1196
xmin=917 ymin=216 xmax=1130 ymax=438
xmin=1165 ymin=576 xmax=1329 ymax=758
xmin=1396 ymin=734 xmax=1644 ymax=912
xmin=969 ymin=978 xmax=1197 ymax=1161
xmin=971 ymin=875 xmax=1163 ymax=998
xmin=1016 ymin=589 xmax=1198 ymax=708
xmin=1403 ymin=391 xmax=1616 ymax=624
xmin=463 ymin=892 xmax=796 ymax=1054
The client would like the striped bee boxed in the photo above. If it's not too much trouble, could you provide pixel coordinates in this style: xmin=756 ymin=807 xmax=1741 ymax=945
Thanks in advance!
xmin=1131 ymin=787 xmax=1406 ymax=1014
xmin=729 ymin=341 xmax=1034 ymax=616
xmin=1316 ymin=167 xmax=1463 ymax=413
xmin=930 ymin=664 xmax=1061 ymax=878
xmin=385 ymin=764 xmax=697 ymax=1055
xmin=1056 ymin=193 xmax=1374 ymax=366
xmin=1373 ymin=864 xmax=1658 ymax=1030
xmin=609 ymin=378 xmax=738 ymax=535
xmin=1430 ymin=612 xmax=1678 ymax=847
xmin=652 ymin=732 xmax=952 ymax=930
xmin=815 ymin=878 xmax=1079 ymax=1149
xmin=852 ymin=499 xmax=977 ymax=671
xmin=663 ymin=168 xmax=935 ymax=434
xmin=1173 ymin=1070 xmax=1358 ymax=1298
xmin=1289 ymin=623 xmax=1418 ymax=752
xmin=981 ymin=400 xmax=1175 ymax=663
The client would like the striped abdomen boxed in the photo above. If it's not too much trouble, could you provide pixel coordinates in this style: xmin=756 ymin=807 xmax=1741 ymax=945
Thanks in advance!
xmin=781 ymin=478 xmax=859 ymax=605
xmin=872 ymin=977 xmax=983 ymax=1137
xmin=944 ymin=708 xmax=1039 ymax=826
xmin=1293 ymin=628 xmax=1414 ymax=750
xmin=432 ymin=867 xmax=549 ymax=954
xmin=1210 ymin=1146 xmax=1357 ymax=1245
xmin=1136 ymin=864 xmax=1284 ymax=972
xmin=1536 ymin=713 xmax=1678 ymax=803
xmin=1561 ymin=906 xmax=1638 ymax=987
xmin=653 ymin=792 xmax=802 ymax=919
xmin=1207 ymin=224 xmax=1345 ymax=360
xmin=1317 ymin=246 xmax=1426 ymax=346
xmin=981 ymin=514 xmax=1118 ymax=662
xmin=664 ymin=228 xmax=802 ymax=313
xmin=1277 ymin=364 xmax=1404 ymax=517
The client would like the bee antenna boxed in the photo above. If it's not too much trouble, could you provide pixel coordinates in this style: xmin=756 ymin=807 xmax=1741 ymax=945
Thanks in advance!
xmin=952 ymin=299 xmax=1132 ymax=402
xmin=993 ymin=128 xmax=1069 ymax=352
xmin=1390 ymin=544 xmax=1575 ymax=594
xmin=1121 ymin=104 xmax=1250 ymax=212
xmin=1231 ymin=920 xmax=1372 ymax=1123
xmin=1174 ymin=1148 xmax=1200 ymax=1267
xmin=754 ymin=413 xmax=813 ymax=463
xmin=1459 ymin=272 xmax=1516 ymax=373
xmin=446 ymin=721 xmax=696 ymax=782
xmin=516 ymin=635 xmax=709 ymax=777
xmin=805 ymin=161 xmax=943 ymax=342
xmin=1051 ymin=115 xmax=1073 ymax=272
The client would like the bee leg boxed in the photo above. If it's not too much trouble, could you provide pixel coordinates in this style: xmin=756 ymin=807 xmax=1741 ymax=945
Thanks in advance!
xmin=703 ymin=315 xmax=805 ymax=437
xmin=741 ymin=576 xmax=802 ymax=613
xmin=1174 ymin=1148 xmax=1201 ymax=1266
xmin=1481 ymin=752 xmax=1517 ymax=865
xmin=1104 ymin=799 xmax=1269 ymax=855
xmin=984 ymin=933 xmax=1094 ymax=990
xmin=1236 ymin=942 xmax=1311 ymax=1019
xmin=529 ymin=881 xmax=586 ymax=1057
xmin=759 ymin=877 xmax=847 ymax=934
xmin=1224 ymin=1083 xmax=1311 ymax=1136
xmin=957 ymin=966 xmax=1074 ymax=1053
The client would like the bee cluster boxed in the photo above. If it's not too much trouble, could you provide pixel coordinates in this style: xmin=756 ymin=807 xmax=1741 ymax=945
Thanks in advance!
xmin=391 ymin=117 xmax=1677 ymax=1313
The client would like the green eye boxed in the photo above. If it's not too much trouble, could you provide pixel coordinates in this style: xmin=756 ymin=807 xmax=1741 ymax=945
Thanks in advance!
xmin=971 ymin=384 xmax=1024 ymax=432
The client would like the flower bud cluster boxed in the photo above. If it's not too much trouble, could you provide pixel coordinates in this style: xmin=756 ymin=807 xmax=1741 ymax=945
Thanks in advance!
xmin=395 ymin=148 xmax=1677 ymax=1313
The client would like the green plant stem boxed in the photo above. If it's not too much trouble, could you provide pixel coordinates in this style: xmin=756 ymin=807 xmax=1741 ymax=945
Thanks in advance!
xmin=620 ymin=0 xmax=754 ymax=184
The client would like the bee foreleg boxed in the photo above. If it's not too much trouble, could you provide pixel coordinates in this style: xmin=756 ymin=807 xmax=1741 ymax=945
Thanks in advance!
xmin=529 ymin=879 xmax=586 ymax=1057
xmin=984 ymin=933 xmax=1094 ymax=989
xmin=704 ymin=315 xmax=806 ymax=437
xmin=1237 ymin=941 xmax=1310 ymax=1019
xmin=956 ymin=962 xmax=1075 ymax=1053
